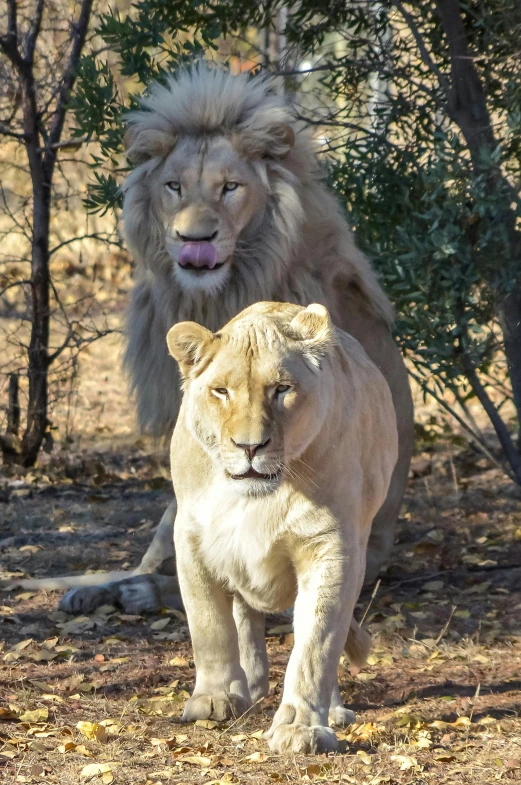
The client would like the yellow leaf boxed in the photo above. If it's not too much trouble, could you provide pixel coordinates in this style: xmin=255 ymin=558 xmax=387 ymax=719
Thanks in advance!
xmin=58 ymin=742 xmax=77 ymax=753
xmin=80 ymin=763 xmax=115 ymax=781
xmin=168 ymin=656 xmax=189 ymax=667
xmin=14 ymin=638 xmax=33 ymax=651
xmin=19 ymin=707 xmax=48 ymax=723
xmin=76 ymin=721 xmax=108 ymax=743
xmin=241 ymin=751 xmax=268 ymax=763
xmin=195 ymin=719 xmax=219 ymax=729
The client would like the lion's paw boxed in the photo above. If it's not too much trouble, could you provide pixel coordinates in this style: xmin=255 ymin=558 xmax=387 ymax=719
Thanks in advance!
xmin=266 ymin=723 xmax=338 ymax=754
xmin=182 ymin=693 xmax=251 ymax=723
xmin=328 ymin=706 xmax=356 ymax=727
xmin=59 ymin=586 xmax=113 ymax=615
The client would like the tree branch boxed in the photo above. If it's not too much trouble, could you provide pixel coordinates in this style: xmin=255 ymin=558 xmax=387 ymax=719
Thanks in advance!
xmin=408 ymin=369 xmax=512 ymax=480
xmin=0 ymin=122 xmax=28 ymax=140
xmin=391 ymin=0 xmax=450 ymax=94
xmin=44 ymin=0 xmax=94 ymax=175
xmin=49 ymin=231 xmax=122 ymax=256
xmin=456 ymin=318 xmax=521 ymax=484
xmin=23 ymin=0 xmax=45 ymax=63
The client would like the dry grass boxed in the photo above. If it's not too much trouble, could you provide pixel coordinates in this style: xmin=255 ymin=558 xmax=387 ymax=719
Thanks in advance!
xmin=1 ymin=329 xmax=521 ymax=785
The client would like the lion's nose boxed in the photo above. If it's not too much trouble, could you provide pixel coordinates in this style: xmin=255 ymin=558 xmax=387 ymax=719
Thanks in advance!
xmin=231 ymin=438 xmax=271 ymax=461
xmin=176 ymin=229 xmax=218 ymax=242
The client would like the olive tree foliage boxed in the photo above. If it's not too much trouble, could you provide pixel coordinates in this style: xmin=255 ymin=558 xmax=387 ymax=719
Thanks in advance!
xmin=0 ymin=0 xmax=123 ymax=468
xmin=62 ymin=1 xmax=521 ymax=481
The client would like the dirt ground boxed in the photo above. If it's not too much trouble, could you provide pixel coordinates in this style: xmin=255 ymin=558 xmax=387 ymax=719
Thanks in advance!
xmin=1 ymin=331 xmax=521 ymax=785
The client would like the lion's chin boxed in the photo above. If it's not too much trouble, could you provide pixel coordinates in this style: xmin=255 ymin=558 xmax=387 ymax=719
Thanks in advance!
xmin=172 ymin=256 xmax=232 ymax=296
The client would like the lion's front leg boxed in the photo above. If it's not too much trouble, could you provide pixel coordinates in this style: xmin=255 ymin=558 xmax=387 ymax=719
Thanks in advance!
xmin=175 ymin=525 xmax=251 ymax=723
xmin=265 ymin=539 xmax=360 ymax=754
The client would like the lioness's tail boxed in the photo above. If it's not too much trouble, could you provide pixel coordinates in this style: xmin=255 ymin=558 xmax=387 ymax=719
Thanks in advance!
xmin=0 ymin=570 xmax=131 ymax=592
xmin=344 ymin=618 xmax=372 ymax=667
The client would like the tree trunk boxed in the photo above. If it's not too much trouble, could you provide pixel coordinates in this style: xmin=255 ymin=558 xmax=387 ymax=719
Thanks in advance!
xmin=435 ymin=0 xmax=521 ymax=438
xmin=500 ymin=290 xmax=521 ymax=445
xmin=17 ymin=56 xmax=52 ymax=467
xmin=20 ymin=193 xmax=51 ymax=467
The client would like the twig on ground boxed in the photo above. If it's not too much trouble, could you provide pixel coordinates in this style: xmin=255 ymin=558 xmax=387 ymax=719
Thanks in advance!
xmin=361 ymin=578 xmax=381 ymax=625
xmin=435 ymin=604 xmax=457 ymax=645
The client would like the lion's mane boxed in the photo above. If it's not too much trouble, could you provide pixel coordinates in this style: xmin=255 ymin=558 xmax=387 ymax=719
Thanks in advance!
xmin=122 ymin=63 xmax=393 ymax=437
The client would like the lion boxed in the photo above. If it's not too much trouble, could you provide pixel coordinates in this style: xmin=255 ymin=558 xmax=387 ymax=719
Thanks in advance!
xmin=168 ymin=301 xmax=398 ymax=754
xmin=8 ymin=63 xmax=413 ymax=614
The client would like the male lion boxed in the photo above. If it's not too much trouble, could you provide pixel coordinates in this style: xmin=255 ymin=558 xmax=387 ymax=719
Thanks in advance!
xmin=10 ymin=64 xmax=413 ymax=614
xmin=168 ymin=302 xmax=398 ymax=754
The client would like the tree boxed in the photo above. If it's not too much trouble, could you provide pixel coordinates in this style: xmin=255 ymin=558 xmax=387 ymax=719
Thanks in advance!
xmin=0 ymin=0 xmax=120 ymax=466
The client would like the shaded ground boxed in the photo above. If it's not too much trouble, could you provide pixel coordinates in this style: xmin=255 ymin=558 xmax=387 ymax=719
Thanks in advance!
xmin=1 ymin=334 xmax=521 ymax=783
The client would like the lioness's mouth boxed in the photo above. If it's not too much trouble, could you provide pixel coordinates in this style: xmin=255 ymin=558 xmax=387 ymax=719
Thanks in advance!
xmin=227 ymin=467 xmax=281 ymax=481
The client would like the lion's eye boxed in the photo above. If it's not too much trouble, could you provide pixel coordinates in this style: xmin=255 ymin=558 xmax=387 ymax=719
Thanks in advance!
xmin=212 ymin=387 xmax=228 ymax=399
xmin=223 ymin=182 xmax=239 ymax=193
xmin=275 ymin=384 xmax=292 ymax=396
xmin=166 ymin=181 xmax=181 ymax=194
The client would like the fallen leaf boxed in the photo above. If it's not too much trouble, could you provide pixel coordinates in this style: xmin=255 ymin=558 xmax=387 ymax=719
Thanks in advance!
xmin=168 ymin=656 xmax=189 ymax=667
xmin=19 ymin=707 xmax=48 ymax=723
xmin=241 ymin=751 xmax=268 ymax=763
xmin=150 ymin=617 xmax=170 ymax=630
xmin=195 ymin=719 xmax=219 ymax=730
xmin=76 ymin=721 xmax=108 ymax=743
xmin=80 ymin=762 xmax=116 ymax=782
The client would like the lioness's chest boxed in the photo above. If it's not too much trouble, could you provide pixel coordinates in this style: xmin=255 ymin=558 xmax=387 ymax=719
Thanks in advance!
xmin=191 ymin=489 xmax=299 ymax=612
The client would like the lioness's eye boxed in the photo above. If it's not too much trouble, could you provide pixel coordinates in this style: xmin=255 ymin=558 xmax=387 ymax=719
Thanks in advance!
xmin=275 ymin=384 xmax=292 ymax=395
xmin=223 ymin=182 xmax=239 ymax=193
xmin=166 ymin=181 xmax=181 ymax=194
xmin=212 ymin=387 xmax=228 ymax=399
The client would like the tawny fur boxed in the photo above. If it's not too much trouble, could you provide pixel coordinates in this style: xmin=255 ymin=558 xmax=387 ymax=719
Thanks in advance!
xmin=169 ymin=302 xmax=398 ymax=754
xmin=5 ymin=63 xmax=413 ymax=611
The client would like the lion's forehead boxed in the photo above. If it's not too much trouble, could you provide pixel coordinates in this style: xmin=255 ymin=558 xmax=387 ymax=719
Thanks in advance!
xmin=161 ymin=135 xmax=252 ymax=188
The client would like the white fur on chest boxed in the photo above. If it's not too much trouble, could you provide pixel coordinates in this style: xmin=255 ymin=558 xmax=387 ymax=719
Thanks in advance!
xmin=190 ymin=483 xmax=301 ymax=612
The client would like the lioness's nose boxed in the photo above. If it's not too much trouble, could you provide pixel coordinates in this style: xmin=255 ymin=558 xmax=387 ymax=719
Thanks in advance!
xmin=231 ymin=438 xmax=271 ymax=461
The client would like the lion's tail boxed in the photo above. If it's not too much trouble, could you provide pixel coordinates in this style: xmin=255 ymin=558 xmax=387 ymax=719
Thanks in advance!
xmin=1 ymin=570 xmax=132 ymax=592
xmin=344 ymin=618 xmax=372 ymax=667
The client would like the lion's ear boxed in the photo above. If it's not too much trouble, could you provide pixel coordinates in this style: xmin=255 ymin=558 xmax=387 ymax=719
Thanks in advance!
xmin=237 ymin=105 xmax=296 ymax=159
xmin=124 ymin=126 xmax=176 ymax=165
xmin=167 ymin=322 xmax=214 ymax=378
xmin=289 ymin=304 xmax=335 ymax=369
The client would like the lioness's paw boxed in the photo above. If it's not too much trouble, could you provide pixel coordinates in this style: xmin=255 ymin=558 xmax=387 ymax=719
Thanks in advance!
xmin=266 ymin=724 xmax=338 ymax=754
xmin=182 ymin=693 xmax=251 ymax=723
xmin=328 ymin=706 xmax=356 ymax=727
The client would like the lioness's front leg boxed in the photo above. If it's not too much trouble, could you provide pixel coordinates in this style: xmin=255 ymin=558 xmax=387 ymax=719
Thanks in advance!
xmin=175 ymin=524 xmax=251 ymax=722
xmin=265 ymin=537 xmax=361 ymax=754
xmin=233 ymin=593 xmax=269 ymax=704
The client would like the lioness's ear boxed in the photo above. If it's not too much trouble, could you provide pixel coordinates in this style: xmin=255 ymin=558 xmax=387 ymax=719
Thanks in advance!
xmin=167 ymin=322 xmax=214 ymax=378
xmin=289 ymin=304 xmax=335 ymax=370
xmin=124 ymin=126 xmax=177 ymax=165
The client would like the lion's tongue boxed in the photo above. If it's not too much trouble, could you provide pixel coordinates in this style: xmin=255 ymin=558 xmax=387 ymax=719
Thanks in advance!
xmin=178 ymin=242 xmax=218 ymax=269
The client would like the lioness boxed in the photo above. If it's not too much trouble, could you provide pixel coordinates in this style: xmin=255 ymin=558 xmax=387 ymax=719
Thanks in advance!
xmin=168 ymin=302 xmax=398 ymax=754
xmin=9 ymin=63 xmax=412 ymax=615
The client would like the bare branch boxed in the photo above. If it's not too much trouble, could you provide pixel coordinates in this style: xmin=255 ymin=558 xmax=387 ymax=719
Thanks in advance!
xmin=408 ymin=369 xmax=511 ymax=478
xmin=0 ymin=122 xmax=28 ymax=140
xmin=7 ymin=0 xmax=18 ymax=42
xmin=45 ymin=0 xmax=94 ymax=173
xmin=23 ymin=0 xmax=45 ymax=63
xmin=391 ymin=0 xmax=450 ymax=94
xmin=0 ymin=280 xmax=32 ymax=299
xmin=49 ymin=232 xmax=122 ymax=256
